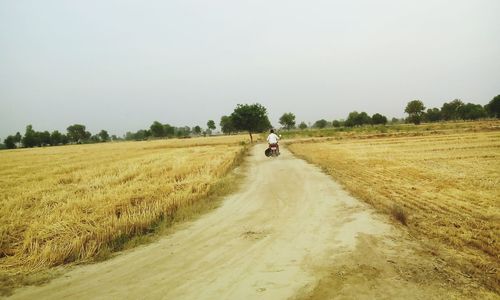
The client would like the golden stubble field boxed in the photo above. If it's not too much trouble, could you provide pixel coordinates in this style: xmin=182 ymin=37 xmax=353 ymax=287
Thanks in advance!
xmin=287 ymin=123 xmax=500 ymax=291
xmin=0 ymin=135 xmax=248 ymax=282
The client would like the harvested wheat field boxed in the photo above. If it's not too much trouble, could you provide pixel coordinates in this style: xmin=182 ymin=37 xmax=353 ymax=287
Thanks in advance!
xmin=287 ymin=126 xmax=500 ymax=292
xmin=0 ymin=135 xmax=248 ymax=289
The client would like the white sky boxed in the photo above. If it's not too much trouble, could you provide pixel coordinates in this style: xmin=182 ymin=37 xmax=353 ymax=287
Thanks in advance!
xmin=1 ymin=0 xmax=499 ymax=137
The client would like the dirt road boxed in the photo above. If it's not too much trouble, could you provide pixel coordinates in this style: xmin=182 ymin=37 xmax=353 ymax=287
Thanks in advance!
xmin=10 ymin=145 xmax=479 ymax=299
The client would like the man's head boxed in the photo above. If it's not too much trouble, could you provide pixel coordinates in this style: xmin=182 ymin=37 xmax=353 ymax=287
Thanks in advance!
xmin=270 ymin=129 xmax=274 ymax=133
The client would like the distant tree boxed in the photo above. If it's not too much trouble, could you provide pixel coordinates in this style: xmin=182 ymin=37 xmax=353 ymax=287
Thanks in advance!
xmin=279 ymin=112 xmax=296 ymax=130
xmin=313 ymin=119 xmax=328 ymax=129
xmin=50 ymin=130 xmax=62 ymax=145
xmin=331 ymin=120 xmax=341 ymax=127
xmin=390 ymin=117 xmax=400 ymax=124
xmin=22 ymin=125 xmax=38 ymax=147
xmin=345 ymin=111 xmax=371 ymax=127
xmin=405 ymin=100 xmax=426 ymax=125
xmin=298 ymin=122 xmax=308 ymax=130
xmin=371 ymin=113 xmax=388 ymax=125
xmin=193 ymin=125 xmax=202 ymax=135
xmin=207 ymin=120 xmax=216 ymax=131
xmin=424 ymin=108 xmax=442 ymax=122
xmin=164 ymin=124 xmax=175 ymax=137
xmin=441 ymin=99 xmax=464 ymax=120
xmin=220 ymin=115 xmax=235 ymax=134
xmin=38 ymin=131 xmax=51 ymax=146
xmin=485 ymin=95 xmax=500 ymax=118
xmin=98 ymin=130 xmax=110 ymax=142
xmin=458 ymin=103 xmax=487 ymax=120
xmin=175 ymin=126 xmax=191 ymax=138
xmin=230 ymin=103 xmax=271 ymax=142
xmin=14 ymin=132 xmax=22 ymax=146
xmin=111 ymin=134 xmax=118 ymax=141
xmin=61 ymin=134 xmax=69 ymax=145
xmin=4 ymin=135 xmax=16 ymax=149
xmin=150 ymin=121 xmax=165 ymax=137
xmin=67 ymin=124 xmax=89 ymax=143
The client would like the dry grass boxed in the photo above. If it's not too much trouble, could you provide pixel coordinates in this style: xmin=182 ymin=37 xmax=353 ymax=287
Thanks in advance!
xmin=287 ymin=122 xmax=500 ymax=291
xmin=0 ymin=135 xmax=248 ymax=286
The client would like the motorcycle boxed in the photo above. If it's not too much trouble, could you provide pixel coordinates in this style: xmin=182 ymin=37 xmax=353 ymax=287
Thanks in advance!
xmin=265 ymin=143 xmax=280 ymax=157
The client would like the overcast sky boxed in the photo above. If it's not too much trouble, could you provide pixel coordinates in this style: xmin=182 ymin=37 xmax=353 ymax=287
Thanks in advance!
xmin=1 ymin=0 xmax=499 ymax=137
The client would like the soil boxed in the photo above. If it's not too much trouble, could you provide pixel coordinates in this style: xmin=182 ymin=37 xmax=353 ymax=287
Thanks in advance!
xmin=9 ymin=145 xmax=494 ymax=299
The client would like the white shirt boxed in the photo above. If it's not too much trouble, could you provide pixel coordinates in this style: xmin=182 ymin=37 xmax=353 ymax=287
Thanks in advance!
xmin=267 ymin=133 xmax=279 ymax=144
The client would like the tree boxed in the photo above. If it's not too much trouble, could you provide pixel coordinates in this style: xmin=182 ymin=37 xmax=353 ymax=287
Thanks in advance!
xmin=458 ymin=103 xmax=487 ymax=120
xmin=485 ymin=95 xmax=500 ymax=118
xmin=405 ymin=100 xmax=426 ymax=125
xmin=441 ymin=99 xmax=464 ymax=120
xmin=99 ymin=130 xmax=110 ymax=142
xmin=175 ymin=126 xmax=191 ymax=138
xmin=14 ymin=132 xmax=22 ymax=146
xmin=67 ymin=124 xmax=89 ymax=143
xmin=164 ymin=124 xmax=175 ymax=137
xmin=424 ymin=108 xmax=442 ymax=122
xmin=22 ymin=125 xmax=38 ymax=147
xmin=345 ymin=111 xmax=371 ymax=127
xmin=193 ymin=125 xmax=202 ymax=135
xmin=150 ymin=121 xmax=165 ymax=137
xmin=61 ymin=134 xmax=69 ymax=145
xmin=313 ymin=119 xmax=328 ymax=129
xmin=50 ymin=130 xmax=62 ymax=146
xmin=331 ymin=120 xmax=341 ymax=127
xmin=230 ymin=103 xmax=271 ymax=142
xmin=279 ymin=112 xmax=296 ymax=130
xmin=371 ymin=113 xmax=388 ymax=125
xmin=220 ymin=116 xmax=235 ymax=134
xmin=38 ymin=131 xmax=51 ymax=146
xmin=298 ymin=122 xmax=308 ymax=130
xmin=4 ymin=135 xmax=16 ymax=149
xmin=207 ymin=120 xmax=216 ymax=131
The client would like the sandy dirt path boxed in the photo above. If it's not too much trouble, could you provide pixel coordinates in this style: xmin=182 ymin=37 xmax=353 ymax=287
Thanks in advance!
xmin=10 ymin=145 xmax=476 ymax=299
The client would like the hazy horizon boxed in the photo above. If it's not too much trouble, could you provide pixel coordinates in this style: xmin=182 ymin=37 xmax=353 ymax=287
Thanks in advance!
xmin=1 ymin=0 xmax=499 ymax=138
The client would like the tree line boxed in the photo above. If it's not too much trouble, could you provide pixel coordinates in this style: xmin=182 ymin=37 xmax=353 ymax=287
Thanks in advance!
xmin=2 ymin=95 xmax=498 ymax=149
xmin=404 ymin=95 xmax=499 ymax=125
xmin=1 ymin=124 xmax=112 ymax=149
xmin=277 ymin=95 xmax=499 ymax=130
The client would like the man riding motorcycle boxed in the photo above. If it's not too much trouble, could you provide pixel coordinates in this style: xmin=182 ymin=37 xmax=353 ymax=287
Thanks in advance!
xmin=266 ymin=129 xmax=280 ymax=155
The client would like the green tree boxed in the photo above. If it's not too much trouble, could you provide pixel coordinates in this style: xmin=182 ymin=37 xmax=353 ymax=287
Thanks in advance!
xmin=220 ymin=116 xmax=235 ymax=134
xmin=298 ymin=122 xmax=308 ymax=130
xmin=22 ymin=125 xmax=38 ymax=147
xmin=61 ymin=134 xmax=69 ymax=145
xmin=14 ymin=132 xmax=22 ymax=145
xmin=230 ymin=103 xmax=271 ymax=142
xmin=164 ymin=124 xmax=175 ymax=137
xmin=331 ymin=120 xmax=341 ymax=127
xmin=371 ymin=113 xmax=388 ymax=125
xmin=458 ymin=103 xmax=487 ymax=120
xmin=207 ymin=120 xmax=216 ymax=131
xmin=67 ymin=124 xmax=89 ymax=143
xmin=150 ymin=121 xmax=165 ymax=137
xmin=424 ymin=108 xmax=442 ymax=122
xmin=193 ymin=125 xmax=202 ymax=135
xmin=279 ymin=112 xmax=296 ymax=130
xmin=441 ymin=99 xmax=464 ymax=120
xmin=405 ymin=100 xmax=426 ymax=125
xmin=485 ymin=95 xmax=500 ymax=118
xmin=38 ymin=131 xmax=51 ymax=146
xmin=98 ymin=130 xmax=110 ymax=142
xmin=50 ymin=130 xmax=62 ymax=146
xmin=4 ymin=135 xmax=16 ymax=149
xmin=345 ymin=111 xmax=371 ymax=127
xmin=313 ymin=119 xmax=328 ymax=129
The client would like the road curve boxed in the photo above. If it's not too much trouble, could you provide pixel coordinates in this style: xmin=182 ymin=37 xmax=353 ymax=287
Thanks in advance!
xmin=10 ymin=145 xmax=469 ymax=299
